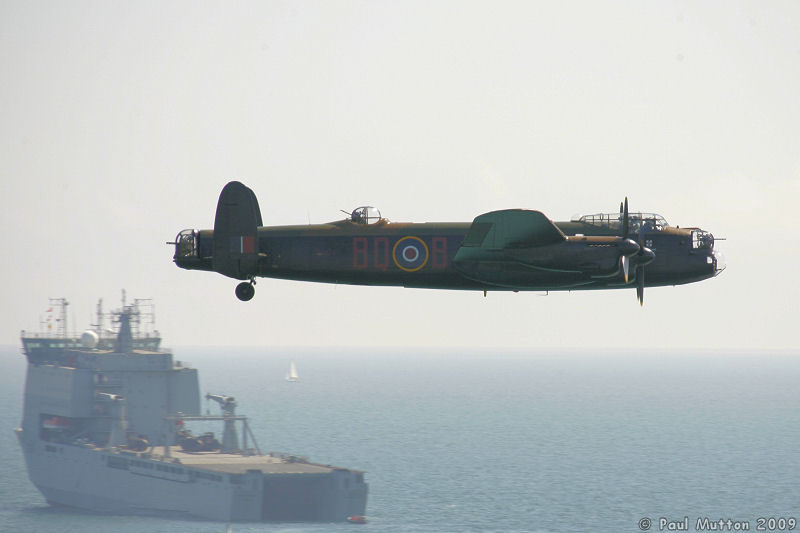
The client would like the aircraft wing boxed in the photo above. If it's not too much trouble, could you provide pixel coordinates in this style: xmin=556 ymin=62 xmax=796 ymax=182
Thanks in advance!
xmin=453 ymin=209 xmax=582 ymax=288
xmin=460 ymin=209 xmax=566 ymax=250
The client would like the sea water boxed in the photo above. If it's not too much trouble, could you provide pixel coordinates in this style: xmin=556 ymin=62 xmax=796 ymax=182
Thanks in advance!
xmin=0 ymin=345 xmax=797 ymax=533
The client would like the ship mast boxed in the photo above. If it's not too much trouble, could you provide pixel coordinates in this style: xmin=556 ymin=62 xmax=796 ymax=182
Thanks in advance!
xmin=93 ymin=298 xmax=104 ymax=336
xmin=48 ymin=298 xmax=69 ymax=337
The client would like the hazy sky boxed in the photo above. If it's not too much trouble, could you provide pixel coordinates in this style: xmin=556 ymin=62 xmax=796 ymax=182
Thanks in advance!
xmin=2 ymin=1 xmax=798 ymax=351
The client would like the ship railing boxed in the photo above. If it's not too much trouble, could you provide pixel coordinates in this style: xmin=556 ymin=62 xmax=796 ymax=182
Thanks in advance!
xmin=21 ymin=330 xmax=73 ymax=339
xmin=267 ymin=452 xmax=310 ymax=463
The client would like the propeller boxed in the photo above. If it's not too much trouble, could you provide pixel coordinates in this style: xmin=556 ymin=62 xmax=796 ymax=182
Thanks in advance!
xmin=636 ymin=270 xmax=645 ymax=305
xmin=621 ymin=197 xmax=629 ymax=240
xmin=633 ymin=209 xmax=655 ymax=306
xmin=619 ymin=197 xmax=655 ymax=305
xmin=618 ymin=197 xmax=634 ymax=284
xmin=621 ymin=255 xmax=630 ymax=284
xmin=635 ymin=224 xmax=647 ymax=306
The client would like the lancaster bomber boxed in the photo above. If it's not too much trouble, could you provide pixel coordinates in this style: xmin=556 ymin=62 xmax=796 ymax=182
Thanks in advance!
xmin=171 ymin=181 xmax=724 ymax=305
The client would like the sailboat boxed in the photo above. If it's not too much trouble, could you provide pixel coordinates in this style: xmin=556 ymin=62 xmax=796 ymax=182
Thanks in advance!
xmin=285 ymin=361 xmax=299 ymax=382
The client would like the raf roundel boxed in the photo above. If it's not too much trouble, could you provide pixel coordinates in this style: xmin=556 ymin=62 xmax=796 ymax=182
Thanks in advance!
xmin=392 ymin=236 xmax=429 ymax=272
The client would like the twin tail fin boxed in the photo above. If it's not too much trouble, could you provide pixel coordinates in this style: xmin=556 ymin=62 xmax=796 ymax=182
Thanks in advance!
xmin=213 ymin=181 xmax=263 ymax=280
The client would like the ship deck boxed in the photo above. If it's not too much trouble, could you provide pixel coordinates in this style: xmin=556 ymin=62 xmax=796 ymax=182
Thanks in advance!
xmin=156 ymin=447 xmax=348 ymax=475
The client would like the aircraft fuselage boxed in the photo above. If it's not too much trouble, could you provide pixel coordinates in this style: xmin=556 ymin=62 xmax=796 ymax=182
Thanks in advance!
xmin=171 ymin=181 xmax=723 ymax=302
xmin=174 ymin=220 xmax=720 ymax=291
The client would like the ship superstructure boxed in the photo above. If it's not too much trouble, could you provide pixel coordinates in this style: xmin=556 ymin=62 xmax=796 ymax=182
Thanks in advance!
xmin=21 ymin=292 xmax=161 ymax=364
xmin=15 ymin=296 xmax=367 ymax=522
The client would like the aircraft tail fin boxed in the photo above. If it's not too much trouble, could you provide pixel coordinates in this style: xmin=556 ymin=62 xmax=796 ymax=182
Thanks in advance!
xmin=213 ymin=181 xmax=263 ymax=280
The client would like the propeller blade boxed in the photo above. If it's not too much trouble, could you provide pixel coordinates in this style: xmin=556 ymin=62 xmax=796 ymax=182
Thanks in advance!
xmin=636 ymin=266 xmax=645 ymax=306
xmin=621 ymin=255 xmax=630 ymax=284
xmin=622 ymin=197 xmax=629 ymax=240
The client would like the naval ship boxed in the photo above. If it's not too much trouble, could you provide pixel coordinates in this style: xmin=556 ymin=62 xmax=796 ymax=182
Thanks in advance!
xmin=15 ymin=295 xmax=368 ymax=521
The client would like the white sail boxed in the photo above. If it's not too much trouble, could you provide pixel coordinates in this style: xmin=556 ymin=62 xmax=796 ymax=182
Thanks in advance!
xmin=286 ymin=362 xmax=299 ymax=381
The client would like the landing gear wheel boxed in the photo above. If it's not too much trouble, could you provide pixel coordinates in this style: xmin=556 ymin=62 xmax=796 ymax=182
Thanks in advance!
xmin=235 ymin=281 xmax=255 ymax=301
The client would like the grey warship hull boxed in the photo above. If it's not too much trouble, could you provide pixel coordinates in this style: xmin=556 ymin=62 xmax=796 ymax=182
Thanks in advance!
xmin=15 ymin=435 xmax=366 ymax=521
xmin=16 ymin=296 xmax=367 ymax=522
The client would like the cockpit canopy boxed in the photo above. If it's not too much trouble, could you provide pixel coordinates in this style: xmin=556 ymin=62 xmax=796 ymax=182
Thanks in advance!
xmin=571 ymin=212 xmax=669 ymax=233
xmin=349 ymin=206 xmax=382 ymax=225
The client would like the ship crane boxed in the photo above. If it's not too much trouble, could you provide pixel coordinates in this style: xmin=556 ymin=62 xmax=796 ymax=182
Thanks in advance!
xmin=205 ymin=393 xmax=236 ymax=415
xmin=95 ymin=392 xmax=127 ymax=449
xmin=205 ymin=393 xmax=239 ymax=452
